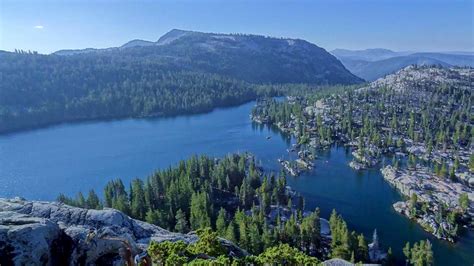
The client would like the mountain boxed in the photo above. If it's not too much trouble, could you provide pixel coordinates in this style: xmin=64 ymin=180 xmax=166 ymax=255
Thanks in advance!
xmin=53 ymin=47 xmax=109 ymax=56
xmin=53 ymin=29 xmax=362 ymax=84
xmin=331 ymin=48 xmax=410 ymax=62
xmin=156 ymin=28 xmax=192 ymax=45
xmin=120 ymin=39 xmax=156 ymax=48
xmin=0 ymin=29 xmax=362 ymax=133
xmin=341 ymin=55 xmax=452 ymax=81
xmin=411 ymin=52 xmax=474 ymax=66
xmin=52 ymin=40 xmax=155 ymax=55
xmin=332 ymin=48 xmax=474 ymax=81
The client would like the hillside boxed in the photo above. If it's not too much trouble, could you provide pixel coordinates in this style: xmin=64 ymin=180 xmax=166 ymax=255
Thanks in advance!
xmin=331 ymin=48 xmax=474 ymax=80
xmin=331 ymin=48 xmax=409 ymax=62
xmin=340 ymin=55 xmax=452 ymax=81
xmin=251 ymin=65 xmax=473 ymax=242
xmin=0 ymin=29 xmax=362 ymax=134
xmin=54 ymin=29 xmax=362 ymax=84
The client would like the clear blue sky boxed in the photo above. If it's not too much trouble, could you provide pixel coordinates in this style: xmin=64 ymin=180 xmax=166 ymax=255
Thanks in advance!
xmin=1 ymin=0 xmax=472 ymax=54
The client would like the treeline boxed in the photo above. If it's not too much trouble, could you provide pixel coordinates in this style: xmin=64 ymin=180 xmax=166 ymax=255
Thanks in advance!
xmin=0 ymin=52 xmax=264 ymax=133
xmin=0 ymin=35 xmax=361 ymax=134
xmin=57 ymin=153 xmax=436 ymax=264
xmin=58 ymin=154 xmax=325 ymax=256
xmin=403 ymin=240 xmax=434 ymax=266
xmin=58 ymin=154 xmax=372 ymax=262
xmin=252 ymin=99 xmax=303 ymax=125
xmin=329 ymin=210 xmax=369 ymax=262
xmin=1 ymin=52 xmax=318 ymax=134
xmin=253 ymin=67 xmax=473 ymax=173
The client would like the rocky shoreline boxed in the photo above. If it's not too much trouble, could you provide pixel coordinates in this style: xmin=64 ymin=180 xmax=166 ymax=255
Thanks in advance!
xmin=381 ymin=166 xmax=473 ymax=242
xmin=251 ymin=66 xmax=474 ymax=244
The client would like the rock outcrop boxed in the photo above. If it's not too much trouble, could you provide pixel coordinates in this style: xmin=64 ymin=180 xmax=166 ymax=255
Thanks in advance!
xmin=0 ymin=198 xmax=246 ymax=265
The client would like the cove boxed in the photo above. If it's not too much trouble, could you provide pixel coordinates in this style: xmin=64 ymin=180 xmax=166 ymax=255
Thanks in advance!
xmin=0 ymin=101 xmax=472 ymax=265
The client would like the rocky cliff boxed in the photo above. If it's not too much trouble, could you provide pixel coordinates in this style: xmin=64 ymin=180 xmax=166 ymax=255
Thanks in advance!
xmin=0 ymin=198 xmax=246 ymax=265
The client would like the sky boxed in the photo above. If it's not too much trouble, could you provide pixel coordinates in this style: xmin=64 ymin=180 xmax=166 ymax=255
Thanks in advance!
xmin=0 ymin=0 xmax=472 ymax=54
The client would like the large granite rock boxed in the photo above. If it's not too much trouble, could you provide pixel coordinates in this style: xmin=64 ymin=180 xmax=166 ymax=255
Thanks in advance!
xmin=0 ymin=211 xmax=70 ymax=265
xmin=0 ymin=198 xmax=245 ymax=265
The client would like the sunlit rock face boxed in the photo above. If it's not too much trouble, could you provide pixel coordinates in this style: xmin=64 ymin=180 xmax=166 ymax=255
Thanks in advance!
xmin=0 ymin=198 xmax=246 ymax=265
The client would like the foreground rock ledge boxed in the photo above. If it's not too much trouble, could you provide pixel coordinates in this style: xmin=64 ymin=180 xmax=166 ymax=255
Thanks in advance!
xmin=0 ymin=198 xmax=246 ymax=265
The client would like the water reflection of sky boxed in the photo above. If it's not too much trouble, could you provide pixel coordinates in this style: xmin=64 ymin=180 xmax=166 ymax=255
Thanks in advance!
xmin=0 ymin=100 xmax=472 ymax=265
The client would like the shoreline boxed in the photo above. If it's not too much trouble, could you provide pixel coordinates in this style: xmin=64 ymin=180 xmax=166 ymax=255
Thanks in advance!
xmin=381 ymin=165 xmax=473 ymax=242
xmin=0 ymin=99 xmax=259 ymax=136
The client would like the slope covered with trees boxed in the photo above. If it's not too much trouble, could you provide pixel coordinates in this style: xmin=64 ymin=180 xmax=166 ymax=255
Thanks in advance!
xmin=0 ymin=29 xmax=362 ymax=133
xmin=58 ymin=153 xmax=400 ymax=264
xmin=251 ymin=66 xmax=473 ymax=243
xmin=0 ymin=51 xmax=260 ymax=133
xmin=58 ymin=153 xmax=435 ymax=264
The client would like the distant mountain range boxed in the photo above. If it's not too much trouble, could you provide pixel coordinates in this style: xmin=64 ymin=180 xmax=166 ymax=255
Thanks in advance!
xmin=53 ymin=29 xmax=362 ymax=84
xmin=331 ymin=48 xmax=474 ymax=81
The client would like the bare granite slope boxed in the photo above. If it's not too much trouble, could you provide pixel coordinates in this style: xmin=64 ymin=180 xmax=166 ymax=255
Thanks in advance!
xmin=0 ymin=198 xmax=246 ymax=265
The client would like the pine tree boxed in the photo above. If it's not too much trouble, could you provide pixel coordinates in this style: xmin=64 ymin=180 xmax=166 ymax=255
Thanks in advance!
xmin=225 ymin=220 xmax=237 ymax=244
xmin=386 ymin=247 xmax=395 ymax=266
xmin=312 ymin=208 xmax=321 ymax=250
xmin=216 ymin=208 xmax=227 ymax=236
xmin=238 ymin=219 xmax=249 ymax=250
xmin=249 ymin=223 xmax=262 ymax=254
xmin=130 ymin=179 xmax=147 ymax=220
xmin=104 ymin=183 xmax=114 ymax=207
xmin=86 ymin=189 xmax=101 ymax=209
xmin=459 ymin=193 xmax=469 ymax=213
xmin=469 ymin=154 xmax=474 ymax=172
xmin=330 ymin=210 xmax=351 ymax=260
xmin=403 ymin=242 xmax=411 ymax=265
xmin=404 ymin=240 xmax=434 ymax=266
xmin=174 ymin=209 xmax=188 ymax=233
xmin=262 ymin=225 xmax=275 ymax=250
xmin=145 ymin=209 xmax=164 ymax=226
xmin=356 ymin=234 xmax=368 ymax=262
xmin=76 ymin=192 xmax=86 ymax=207
xmin=190 ymin=192 xmax=211 ymax=230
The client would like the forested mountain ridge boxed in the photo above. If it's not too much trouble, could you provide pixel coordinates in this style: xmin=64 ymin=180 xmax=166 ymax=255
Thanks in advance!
xmin=0 ymin=29 xmax=362 ymax=134
xmin=54 ymin=29 xmax=362 ymax=84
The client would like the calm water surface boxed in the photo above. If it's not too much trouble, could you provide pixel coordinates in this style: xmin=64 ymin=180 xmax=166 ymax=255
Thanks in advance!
xmin=0 ymin=101 xmax=473 ymax=265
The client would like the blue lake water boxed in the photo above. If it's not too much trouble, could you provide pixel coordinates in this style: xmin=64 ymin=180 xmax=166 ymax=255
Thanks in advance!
xmin=0 ymin=101 xmax=472 ymax=265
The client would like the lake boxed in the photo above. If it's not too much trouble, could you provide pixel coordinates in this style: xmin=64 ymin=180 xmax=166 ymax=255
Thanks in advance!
xmin=0 ymin=101 xmax=472 ymax=265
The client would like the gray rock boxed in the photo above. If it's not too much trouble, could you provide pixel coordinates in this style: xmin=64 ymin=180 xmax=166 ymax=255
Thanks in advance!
xmin=0 ymin=198 xmax=246 ymax=265
xmin=0 ymin=211 xmax=66 ymax=265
